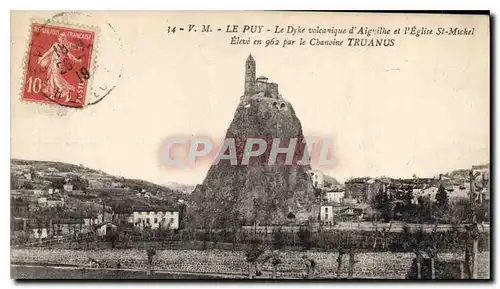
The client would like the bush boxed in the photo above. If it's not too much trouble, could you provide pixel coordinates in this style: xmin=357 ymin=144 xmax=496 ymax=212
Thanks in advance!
xmin=245 ymin=238 xmax=264 ymax=262
xmin=317 ymin=231 xmax=334 ymax=251
xmin=297 ymin=226 xmax=313 ymax=250
xmin=272 ymin=227 xmax=285 ymax=250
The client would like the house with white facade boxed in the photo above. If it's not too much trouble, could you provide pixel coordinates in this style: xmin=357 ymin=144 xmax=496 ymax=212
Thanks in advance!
xmin=37 ymin=197 xmax=47 ymax=207
xmin=319 ymin=205 xmax=334 ymax=225
xmin=47 ymin=198 xmax=65 ymax=208
xmin=324 ymin=190 xmax=344 ymax=203
xmin=132 ymin=206 xmax=179 ymax=230
xmin=96 ymin=222 xmax=117 ymax=237
xmin=63 ymin=184 xmax=74 ymax=192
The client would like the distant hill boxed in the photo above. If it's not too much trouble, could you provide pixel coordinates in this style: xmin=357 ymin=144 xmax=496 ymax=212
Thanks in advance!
xmin=11 ymin=158 xmax=106 ymax=176
xmin=163 ymin=182 xmax=197 ymax=194
xmin=323 ymin=174 xmax=341 ymax=187
xmin=11 ymin=158 xmax=190 ymax=201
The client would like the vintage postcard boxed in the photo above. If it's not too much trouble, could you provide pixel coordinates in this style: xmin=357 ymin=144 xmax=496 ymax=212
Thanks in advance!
xmin=10 ymin=11 xmax=490 ymax=280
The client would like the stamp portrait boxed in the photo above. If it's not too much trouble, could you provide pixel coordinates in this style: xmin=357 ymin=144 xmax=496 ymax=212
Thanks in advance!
xmin=22 ymin=22 xmax=96 ymax=108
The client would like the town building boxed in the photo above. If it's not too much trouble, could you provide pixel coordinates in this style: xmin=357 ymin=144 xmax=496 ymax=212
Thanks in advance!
xmin=52 ymin=219 xmax=86 ymax=236
xmin=342 ymin=198 xmax=358 ymax=205
xmin=324 ymin=190 xmax=344 ymax=203
xmin=32 ymin=227 xmax=48 ymax=240
xmin=63 ymin=184 xmax=73 ymax=192
xmin=88 ymin=179 xmax=102 ymax=189
xmin=132 ymin=206 xmax=179 ymax=230
xmin=65 ymin=211 xmax=100 ymax=228
xmin=339 ymin=207 xmax=365 ymax=221
xmin=37 ymin=197 xmax=47 ymax=207
xmin=96 ymin=222 xmax=117 ymax=237
xmin=309 ymin=170 xmax=325 ymax=188
xmin=46 ymin=198 xmax=65 ymax=208
xmin=111 ymin=182 xmax=122 ymax=188
xmin=46 ymin=167 xmax=58 ymax=173
xmin=345 ymin=178 xmax=387 ymax=203
xmin=319 ymin=205 xmax=334 ymax=225
xmin=31 ymin=218 xmax=86 ymax=240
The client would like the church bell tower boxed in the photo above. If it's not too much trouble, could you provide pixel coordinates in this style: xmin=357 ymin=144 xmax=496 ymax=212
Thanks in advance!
xmin=244 ymin=54 xmax=256 ymax=96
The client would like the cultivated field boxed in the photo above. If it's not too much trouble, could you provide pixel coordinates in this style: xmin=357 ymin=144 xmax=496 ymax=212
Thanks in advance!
xmin=11 ymin=248 xmax=490 ymax=279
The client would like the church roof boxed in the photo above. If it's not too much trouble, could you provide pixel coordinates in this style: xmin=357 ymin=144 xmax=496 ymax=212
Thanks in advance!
xmin=246 ymin=54 xmax=255 ymax=62
xmin=256 ymin=75 xmax=268 ymax=80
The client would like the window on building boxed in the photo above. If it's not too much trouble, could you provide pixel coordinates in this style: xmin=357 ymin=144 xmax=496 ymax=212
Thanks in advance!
xmin=325 ymin=207 xmax=328 ymax=213
xmin=325 ymin=213 xmax=329 ymax=220
xmin=147 ymin=211 xmax=150 ymax=215
xmin=170 ymin=218 xmax=174 ymax=224
xmin=146 ymin=219 xmax=150 ymax=224
xmin=154 ymin=218 xmax=158 ymax=224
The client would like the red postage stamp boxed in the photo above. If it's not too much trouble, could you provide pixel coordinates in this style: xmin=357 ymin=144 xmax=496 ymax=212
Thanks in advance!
xmin=22 ymin=22 xmax=96 ymax=108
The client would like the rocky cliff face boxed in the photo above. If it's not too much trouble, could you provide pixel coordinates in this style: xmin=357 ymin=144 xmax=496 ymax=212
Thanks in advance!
xmin=190 ymin=94 xmax=316 ymax=228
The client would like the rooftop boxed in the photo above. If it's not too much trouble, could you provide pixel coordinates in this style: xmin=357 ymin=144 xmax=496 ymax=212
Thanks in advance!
xmin=132 ymin=205 xmax=177 ymax=212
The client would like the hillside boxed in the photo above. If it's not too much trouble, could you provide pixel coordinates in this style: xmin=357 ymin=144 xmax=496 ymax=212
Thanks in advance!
xmin=11 ymin=158 xmax=106 ymax=176
xmin=10 ymin=158 xmax=189 ymax=202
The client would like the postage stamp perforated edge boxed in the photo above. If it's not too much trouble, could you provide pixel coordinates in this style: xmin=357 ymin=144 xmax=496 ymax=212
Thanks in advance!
xmin=19 ymin=17 xmax=101 ymax=109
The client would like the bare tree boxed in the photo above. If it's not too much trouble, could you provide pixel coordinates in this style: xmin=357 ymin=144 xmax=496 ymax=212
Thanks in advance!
xmin=302 ymin=255 xmax=316 ymax=279
xmin=336 ymin=247 xmax=346 ymax=278
xmin=348 ymin=248 xmax=358 ymax=279
xmin=146 ymin=248 xmax=156 ymax=276
xmin=245 ymin=239 xmax=264 ymax=279
xmin=271 ymin=254 xmax=282 ymax=279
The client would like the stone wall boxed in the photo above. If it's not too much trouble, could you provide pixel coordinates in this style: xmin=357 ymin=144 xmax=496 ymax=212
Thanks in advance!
xmin=10 ymin=249 xmax=490 ymax=279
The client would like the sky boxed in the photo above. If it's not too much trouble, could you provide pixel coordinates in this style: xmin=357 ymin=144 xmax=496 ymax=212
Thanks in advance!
xmin=11 ymin=12 xmax=490 ymax=185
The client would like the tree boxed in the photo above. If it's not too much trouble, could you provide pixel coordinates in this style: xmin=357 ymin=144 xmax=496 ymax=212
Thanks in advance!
xmin=313 ymin=187 xmax=323 ymax=199
xmin=448 ymin=198 xmax=470 ymax=224
xmin=51 ymin=178 xmax=65 ymax=189
xmin=245 ymin=238 xmax=264 ymax=279
xmin=10 ymin=175 xmax=20 ymax=190
xmin=146 ymin=248 xmax=156 ymax=275
xmin=21 ymin=182 xmax=34 ymax=190
xmin=302 ymin=255 xmax=316 ymax=279
xmin=336 ymin=247 xmax=347 ymax=278
xmin=271 ymin=254 xmax=282 ymax=279
xmin=251 ymin=198 xmax=264 ymax=232
xmin=401 ymin=223 xmax=412 ymax=251
xmin=271 ymin=227 xmax=285 ymax=250
xmin=372 ymin=189 xmax=393 ymax=222
xmin=435 ymin=184 xmax=449 ymax=212
xmin=402 ymin=188 xmax=415 ymax=206
xmin=107 ymin=231 xmax=119 ymax=249
xmin=416 ymin=195 xmax=433 ymax=223
xmin=71 ymin=175 xmax=89 ymax=191
xmin=348 ymin=248 xmax=358 ymax=279
xmin=56 ymin=206 xmax=64 ymax=218
xmin=297 ymin=226 xmax=313 ymax=250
